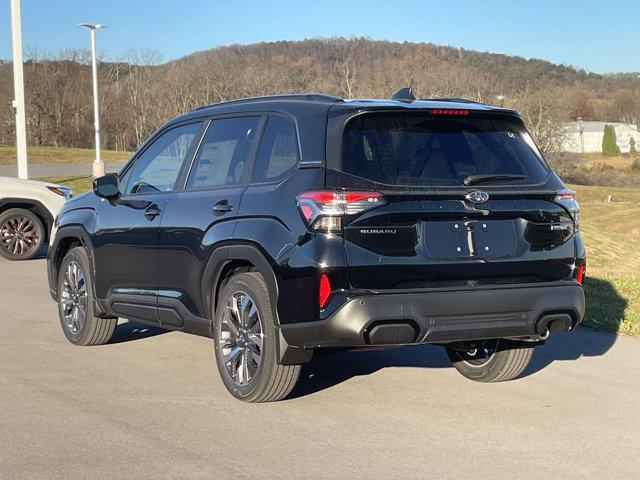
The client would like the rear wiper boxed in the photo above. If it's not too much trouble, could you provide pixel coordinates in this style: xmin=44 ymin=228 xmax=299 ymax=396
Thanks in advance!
xmin=463 ymin=174 xmax=527 ymax=186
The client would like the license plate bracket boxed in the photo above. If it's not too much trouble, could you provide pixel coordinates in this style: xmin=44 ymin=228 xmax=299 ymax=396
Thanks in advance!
xmin=423 ymin=220 xmax=518 ymax=259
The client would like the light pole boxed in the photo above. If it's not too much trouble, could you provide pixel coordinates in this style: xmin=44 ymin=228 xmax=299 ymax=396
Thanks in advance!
xmin=577 ymin=116 xmax=585 ymax=154
xmin=10 ymin=0 xmax=28 ymax=179
xmin=78 ymin=23 xmax=106 ymax=177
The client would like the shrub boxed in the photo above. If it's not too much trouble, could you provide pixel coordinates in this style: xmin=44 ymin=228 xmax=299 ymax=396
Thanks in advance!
xmin=630 ymin=136 xmax=637 ymax=154
xmin=602 ymin=124 xmax=619 ymax=157
xmin=632 ymin=159 xmax=640 ymax=173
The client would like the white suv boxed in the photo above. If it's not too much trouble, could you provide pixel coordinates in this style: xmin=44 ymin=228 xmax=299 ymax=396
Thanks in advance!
xmin=0 ymin=176 xmax=72 ymax=260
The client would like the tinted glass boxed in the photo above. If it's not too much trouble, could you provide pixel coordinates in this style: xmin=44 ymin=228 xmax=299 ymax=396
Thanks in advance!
xmin=187 ymin=116 xmax=261 ymax=189
xmin=124 ymin=122 xmax=202 ymax=194
xmin=341 ymin=113 xmax=549 ymax=187
xmin=252 ymin=116 xmax=299 ymax=183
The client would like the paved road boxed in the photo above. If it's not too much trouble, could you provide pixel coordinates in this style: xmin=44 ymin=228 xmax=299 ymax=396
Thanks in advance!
xmin=1 ymin=257 xmax=639 ymax=479
xmin=0 ymin=162 xmax=120 ymax=179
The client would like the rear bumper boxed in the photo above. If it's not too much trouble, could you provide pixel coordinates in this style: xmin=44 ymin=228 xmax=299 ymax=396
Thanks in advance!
xmin=279 ymin=281 xmax=585 ymax=349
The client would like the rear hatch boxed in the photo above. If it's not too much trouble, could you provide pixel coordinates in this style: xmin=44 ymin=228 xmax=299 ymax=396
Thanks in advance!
xmin=326 ymin=109 xmax=578 ymax=290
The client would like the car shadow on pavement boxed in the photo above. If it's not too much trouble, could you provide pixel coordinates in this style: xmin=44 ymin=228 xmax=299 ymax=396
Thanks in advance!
xmin=523 ymin=276 xmax=625 ymax=377
xmin=290 ymin=278 xmax=625 ymax=398
xmin=108 ymin=320 xmax=168 ymax=344
xmin=289 ymin=343 xmax=451 ymax=399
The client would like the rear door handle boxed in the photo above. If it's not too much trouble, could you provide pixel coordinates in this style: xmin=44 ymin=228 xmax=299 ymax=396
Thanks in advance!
xmin=213 ymin=200 xmax=233 ymax=216
xmin=144 ymin=204 xmax=162 ymax=221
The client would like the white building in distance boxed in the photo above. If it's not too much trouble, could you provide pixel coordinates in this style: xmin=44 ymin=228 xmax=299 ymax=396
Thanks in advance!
xmin=561 ymin=121 xmax=639 ymax=154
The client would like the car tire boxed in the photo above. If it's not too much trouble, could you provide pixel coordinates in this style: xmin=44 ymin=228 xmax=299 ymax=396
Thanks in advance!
xmin=0 ymin=208 xmax=45 ymax=260
xmin=213 ymin=272 xmax=300 ymax=402
xmin=445 ymin=339 xmax=534 ymax=382
xmin=57 ymin=246 xmax=117 ymax=346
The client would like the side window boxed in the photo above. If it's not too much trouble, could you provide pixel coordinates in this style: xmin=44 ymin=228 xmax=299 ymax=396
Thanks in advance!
xmin=252 ymin=116 xmax=299 ymax=183
xmin=124 ymin=122 xmax=202 ymax=194
xmin=186 ymin=116 xmax=261 ymax=189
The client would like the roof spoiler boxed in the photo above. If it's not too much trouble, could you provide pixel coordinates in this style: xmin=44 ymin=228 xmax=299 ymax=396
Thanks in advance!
xmin=391 ymin=87 xmax=416 ymax=103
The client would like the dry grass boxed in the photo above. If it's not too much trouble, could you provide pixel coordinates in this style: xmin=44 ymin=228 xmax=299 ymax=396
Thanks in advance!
xmin=577 ymin=153 xmax=638 ymax=171
xmin=43 ymin=175 xmax=95 ymax=193
xmin=0 ymin=145 xmax=130 ymax=165
xmin=571 ymin=183 xmax=640 ymax=203
xmin=567 ymin=184 xmax=640 ymax=336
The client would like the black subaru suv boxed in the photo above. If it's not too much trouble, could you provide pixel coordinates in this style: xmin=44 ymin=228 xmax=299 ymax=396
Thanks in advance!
xmin=47 ymin=90 xmax=586 ymax=402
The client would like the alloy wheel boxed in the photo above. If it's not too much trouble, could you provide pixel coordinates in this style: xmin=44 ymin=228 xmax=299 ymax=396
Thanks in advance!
xmin=0 ymin=214 xmax=39 ymax=257
xmin=60 ymin=260 xmax=88 ymax=335
xmin=219 ymin=291 xmax=264 ymax=386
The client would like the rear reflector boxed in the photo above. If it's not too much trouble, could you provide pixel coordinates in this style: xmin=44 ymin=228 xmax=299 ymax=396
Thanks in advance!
xmin=575 ymin=264 xmax=585 ymax=285
xmin=318 ymin=274 xmax=331 ymax=308
xmin=428 ymin=109 xmax=469 ymax=115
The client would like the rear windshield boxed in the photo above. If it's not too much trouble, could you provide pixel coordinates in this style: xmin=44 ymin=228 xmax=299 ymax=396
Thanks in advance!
xmin=340 ymin=113 xmax=549 ymax=187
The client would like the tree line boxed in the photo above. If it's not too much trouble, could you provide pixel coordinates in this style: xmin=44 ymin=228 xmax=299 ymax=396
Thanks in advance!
xmin=1 ymin=37 xmax=639 ymax=155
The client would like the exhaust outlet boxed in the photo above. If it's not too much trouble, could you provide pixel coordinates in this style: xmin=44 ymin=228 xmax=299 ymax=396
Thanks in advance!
xmin=537 ymin=313 xmax=574 ymax=337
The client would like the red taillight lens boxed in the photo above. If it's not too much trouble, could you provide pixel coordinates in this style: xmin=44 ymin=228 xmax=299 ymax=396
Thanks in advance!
xmin=555 ymin=189 xmax=576 ymax=200
xmin=318 ymin=273 xmax=331 ymax=308
xmin=575 ymin=264 xmax=585 ymax=285
xmin=429 ymin=109 xmax=469 ymax=115
xmin=296 ymin=190 xmax=385 ymax=232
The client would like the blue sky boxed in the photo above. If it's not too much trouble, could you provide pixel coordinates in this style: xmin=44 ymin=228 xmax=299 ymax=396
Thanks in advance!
xmin=1 ymin=0 xmax=639 ymax=73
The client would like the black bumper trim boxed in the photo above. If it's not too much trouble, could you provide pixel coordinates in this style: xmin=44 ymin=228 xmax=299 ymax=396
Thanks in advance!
xmin=279 ymin=282 xmax=585 ymax=349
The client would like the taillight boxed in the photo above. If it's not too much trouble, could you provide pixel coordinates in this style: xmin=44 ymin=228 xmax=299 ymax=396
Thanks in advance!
xmin=554 ymin=188 xmax=580 ymax=230
xmin=574 ymin=264 xmax=585 ymax=285
xmin=555 ymin=189 xmax=576 ymax=200
xmin=318 ymin=273 xmax=331 ymax=308
xmin=296 ymin=190 xmax=385 ymax=232
xmin=46 ymin=186 xmax=73 ymax=199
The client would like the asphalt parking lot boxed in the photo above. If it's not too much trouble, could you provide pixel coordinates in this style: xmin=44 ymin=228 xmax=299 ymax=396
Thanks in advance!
xmin=1 ymin=257 xmax=639 ymax=479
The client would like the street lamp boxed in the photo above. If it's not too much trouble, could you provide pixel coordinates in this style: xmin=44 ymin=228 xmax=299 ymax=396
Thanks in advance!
xmin=78 ymin=23 xmax=106 ymax=177
xmin=577 ymin=116 xmax=585 ymax=154
xmin=10 ymin=0 xmax=28 ymax=179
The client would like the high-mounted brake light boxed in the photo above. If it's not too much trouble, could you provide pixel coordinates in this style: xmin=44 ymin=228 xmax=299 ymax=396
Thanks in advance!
xmin=297 ymin=190 xmax=385 ymax=232
xmin=318 ymin=273 xmax=331 ymax=308
xmin=429 ymin=109 xmax=469 ymax=116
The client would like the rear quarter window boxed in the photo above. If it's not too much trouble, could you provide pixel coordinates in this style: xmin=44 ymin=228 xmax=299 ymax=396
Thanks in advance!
xmin=252 ymin=116 xmax=299 ymax=183
xmin=340 ymin=112 xmax=549 ymax=187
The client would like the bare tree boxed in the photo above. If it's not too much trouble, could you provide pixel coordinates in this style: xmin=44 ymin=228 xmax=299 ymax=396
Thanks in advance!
xmin=122 ymin=48 xmax=163 ymax=147
xmin=511 ymin=86 xmax=568 ymax=154
xmin=0 ymin=37 xmax=638 ymax=152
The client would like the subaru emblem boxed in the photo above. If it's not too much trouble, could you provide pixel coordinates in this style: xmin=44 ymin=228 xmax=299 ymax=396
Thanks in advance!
xmin=465 ymin=191 xmax=490 ymax=204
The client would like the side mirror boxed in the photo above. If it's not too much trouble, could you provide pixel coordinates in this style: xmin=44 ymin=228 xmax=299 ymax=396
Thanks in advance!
xmin=93 ymin=173 xmax=120 ymax=199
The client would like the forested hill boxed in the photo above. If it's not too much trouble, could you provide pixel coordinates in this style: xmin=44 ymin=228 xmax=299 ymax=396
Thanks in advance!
xmin=1 ymin=37 xmax=638 ymax=152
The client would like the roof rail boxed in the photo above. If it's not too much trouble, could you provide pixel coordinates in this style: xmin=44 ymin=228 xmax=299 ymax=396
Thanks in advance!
xmin=391 ymin=87 xmax=416 ymax=102
xmin=192 ymin=93 xmax=343 ymax=111
xmin=389 ymin=89 xmax=484 ymax=106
